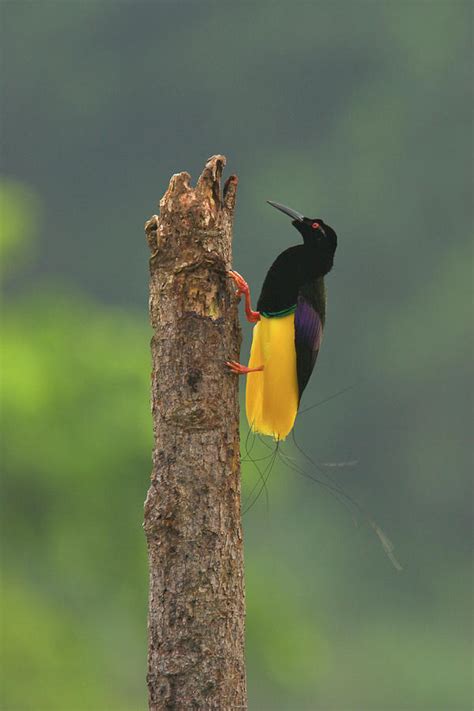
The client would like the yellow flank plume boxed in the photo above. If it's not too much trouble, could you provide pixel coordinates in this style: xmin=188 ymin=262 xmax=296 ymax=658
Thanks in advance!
xmin=245 ymin=313 xmax=298 ymax=440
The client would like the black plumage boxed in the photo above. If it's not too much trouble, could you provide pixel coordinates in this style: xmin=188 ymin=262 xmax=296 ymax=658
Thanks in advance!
xmin=257 ymin=203 xmax=337 ymax=400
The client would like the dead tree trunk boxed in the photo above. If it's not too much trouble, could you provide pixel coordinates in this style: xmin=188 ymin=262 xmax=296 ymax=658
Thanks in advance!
xmin=143 ymin=155 xmax=247 ymax=710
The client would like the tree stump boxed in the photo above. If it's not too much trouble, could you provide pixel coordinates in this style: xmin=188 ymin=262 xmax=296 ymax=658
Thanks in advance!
xmin=144 ymin=155 xmax=247 ymax=710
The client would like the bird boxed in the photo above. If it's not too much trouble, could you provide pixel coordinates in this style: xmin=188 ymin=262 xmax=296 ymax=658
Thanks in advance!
xmin=227 ymin=200 xmax=338 ymax=441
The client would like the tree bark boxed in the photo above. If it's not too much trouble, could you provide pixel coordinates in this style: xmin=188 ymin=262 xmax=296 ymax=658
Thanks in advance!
xmin=143 ymin=155 xmax=247 ymax=710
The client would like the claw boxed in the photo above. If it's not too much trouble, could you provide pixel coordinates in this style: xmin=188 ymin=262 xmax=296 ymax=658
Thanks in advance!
xmin=228 ymin=270 xmax=249 ymax=296
xmin=226 ymin=360 xmax=264 ymax=375
xmin=227 ymin=269 xmax=261 ymax=323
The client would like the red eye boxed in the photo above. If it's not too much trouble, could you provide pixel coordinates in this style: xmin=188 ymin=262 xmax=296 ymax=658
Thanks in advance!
xmin=312 ymin=222 xmax=320 ymax=230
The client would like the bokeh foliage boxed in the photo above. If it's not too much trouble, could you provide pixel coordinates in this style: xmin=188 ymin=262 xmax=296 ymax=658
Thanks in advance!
xmin=1 ymin=2 xmax=472 ymax=710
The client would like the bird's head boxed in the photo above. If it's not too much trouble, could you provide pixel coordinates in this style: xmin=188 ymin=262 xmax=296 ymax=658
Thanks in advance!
xmin=267 ymin=200 xmax=337 ymax=273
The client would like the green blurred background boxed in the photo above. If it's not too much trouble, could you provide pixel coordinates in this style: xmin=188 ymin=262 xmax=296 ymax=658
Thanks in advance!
xmin=1 ymin=2 xmax=472 ymax=710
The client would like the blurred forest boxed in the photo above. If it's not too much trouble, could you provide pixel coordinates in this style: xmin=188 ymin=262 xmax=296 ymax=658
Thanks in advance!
xmin=1 ymin=2 xmax=472 ymax=710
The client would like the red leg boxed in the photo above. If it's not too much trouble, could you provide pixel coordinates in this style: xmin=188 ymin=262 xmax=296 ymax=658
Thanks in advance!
xmin=226 ymin=360 xmax=264 ymax=375
xmin=228 ymin=270 xmax=261 ymax=323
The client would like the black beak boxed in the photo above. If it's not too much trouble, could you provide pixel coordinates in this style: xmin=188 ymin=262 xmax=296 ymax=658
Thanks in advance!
xmin=267 ymin=200 xmax=304 ymax=223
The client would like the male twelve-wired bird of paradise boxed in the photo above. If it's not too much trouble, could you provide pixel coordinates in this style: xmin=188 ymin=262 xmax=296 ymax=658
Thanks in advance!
xmin=227 ymin=200 xmax=338 ymax=441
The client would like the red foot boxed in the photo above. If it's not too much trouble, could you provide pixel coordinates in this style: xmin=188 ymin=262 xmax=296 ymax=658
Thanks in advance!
xmin=228 ymin=270 xmax=261 ymax=323
xmin=226 ymin=361 xmax=264 ymax=375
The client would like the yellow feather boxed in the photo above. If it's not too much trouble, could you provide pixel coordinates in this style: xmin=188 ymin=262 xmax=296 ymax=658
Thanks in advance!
xmin=245 ymin=314 xmax=298 ymax=440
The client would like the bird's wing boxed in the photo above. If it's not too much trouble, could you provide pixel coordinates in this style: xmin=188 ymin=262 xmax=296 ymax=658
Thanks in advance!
xmin=294 ymin=294 xmax=323 ymax=402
